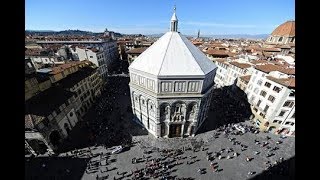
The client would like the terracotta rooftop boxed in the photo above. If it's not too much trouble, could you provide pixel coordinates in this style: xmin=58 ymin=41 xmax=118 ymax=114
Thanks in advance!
xmin=127 ymin=47 xmax=148 ymax=54
xmin=229 ymin=61 xmax=252 ymax=69
xmin=250 ymin=59 xmax=269 ymax=65
xmin=275 ymin=44 xmax=291 ymax=49
xmin=271 ymin=20 xmax=295 ymax=36
xmin=49 ymin=61 xmax=88 ymax=75
xmin=255 ymin=64 xmax=295 ymax=75
xmin=266 ymin=76 xmax=295 ymax=88
xmin=255 ymin=64 xmax=281 ymax=73
xmin=205 ymin=49 xmax=229 ymax=56
xmin=239 ymin=75 xmax=251 ymax=82
xmin=278 ymin=68 xmax=295 ymax=75
xmin=192 ymin=41 xmax=203 ymax=46
xmin=261 ymin=47 xmax=281 ymax=52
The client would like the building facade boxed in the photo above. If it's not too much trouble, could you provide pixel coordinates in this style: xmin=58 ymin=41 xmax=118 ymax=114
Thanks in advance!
xmin=129 ymin=8 xmax=217 ymax=138
xmin=245 ymin=67 xmax=295 ymax=136
xmin=75 ymin=47 xmax=108 ymax=79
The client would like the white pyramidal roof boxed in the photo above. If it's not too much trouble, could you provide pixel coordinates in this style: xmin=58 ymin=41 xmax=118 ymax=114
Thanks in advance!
xmin=129 ymin=31 xmax=217 ymax=77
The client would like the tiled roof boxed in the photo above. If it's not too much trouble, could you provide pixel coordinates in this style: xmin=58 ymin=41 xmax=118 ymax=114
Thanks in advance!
xmin=205 ymin=49 xmax=229 ymax=56
xmin=58 ymin=66 xmax=96 ymax=88
xmin=255 ymin=64 xmax=295 ymax=75
xmin=250 ymin=59 xmax=269 ymax=65
xmin=49 ymin=61 xmax=88 ymax=75
xmin=255 ymin=64 xmax=280 ymax=73
xmin=229 ymin=61 xmax=252 ymax=69
xmin=25 ymin=86 xmax=75 ymax=116
xmin=271 ymin=20 xmax=295 ymax=36
xmin=266 ymin=76 xmax=295 ymax=88
xmin=278 ymin=68 xmax=295 ymax=75
xmin=239 ymin=75 xmax=251 ymax=82
xmin=261 ymin=47 xmax=281 ymax=52
xmin=127 ymin=47 xmax=148 ymax=54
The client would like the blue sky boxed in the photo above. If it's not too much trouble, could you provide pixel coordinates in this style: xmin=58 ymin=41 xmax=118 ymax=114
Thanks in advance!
xmin=25 ymin=0 xmax=295 ymax=35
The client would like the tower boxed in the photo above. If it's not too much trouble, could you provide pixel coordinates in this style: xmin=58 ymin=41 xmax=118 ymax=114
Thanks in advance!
xmin=197 ymin=29 xmax=200 ymax=38
xmin=170 ymin=6 xmax=178 ymax=32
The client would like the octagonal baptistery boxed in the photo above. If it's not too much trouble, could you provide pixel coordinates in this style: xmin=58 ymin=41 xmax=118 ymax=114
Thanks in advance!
xmin=128 ymin=9 xmax=217 ymax=138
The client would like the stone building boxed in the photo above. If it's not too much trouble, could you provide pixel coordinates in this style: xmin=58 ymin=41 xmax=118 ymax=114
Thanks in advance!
xmin=128 ymin=7 xmax=217 ymax=138
xmin=265 ymin=20 xmax=295 ymax=45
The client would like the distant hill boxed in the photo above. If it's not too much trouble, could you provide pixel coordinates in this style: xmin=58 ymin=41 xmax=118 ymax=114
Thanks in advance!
xmin=147 ymin=33 xmax=269 ymax=40
xmin=25 ymin=30 xmax=123 ymax=37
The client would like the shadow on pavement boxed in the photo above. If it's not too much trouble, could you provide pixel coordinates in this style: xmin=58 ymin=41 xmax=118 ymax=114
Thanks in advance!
xmin=25 ymin=156 xmax=90 ymax=180
xmin=197 ymin=85 xmax=252 ymax=134
xmin=249 ymin=156 xmax=295 ymax=180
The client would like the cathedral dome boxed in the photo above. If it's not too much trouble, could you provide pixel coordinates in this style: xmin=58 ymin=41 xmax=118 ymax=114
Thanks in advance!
xmin=271 ymin=20 xmax=295 ymax=37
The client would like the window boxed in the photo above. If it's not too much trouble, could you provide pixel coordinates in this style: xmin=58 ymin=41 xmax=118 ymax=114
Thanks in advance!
xmin=260 ymin=90 xmax=267 ymax=97
xmin=264 ymin=82 xmax=271 ymax=88
xmin=142 ymin=99 xmax=145 ymax=105
xmin=273 ymin=120 xmax=282 ymax=124
xmin=290 ymin=37 xmax=295 ymax=43
xmin=252 ymin=76 xmax=256 ymax=82
xmin=268 ymin=95 xmax=275 ymax=103
xmin=263 ymin=105 xmax=269 ymax=113
xmin=278 ymin=110 xmax=286 ymax=117
xmin=269 ymin=37 xmax=273 ymax=42
xmin=257 ymin=100 xmax=261 ymax=107
xmin=90 ymin=56 xmax=93 ymax=58
xmin=273 ymin=86 xmax=281 ymax=93
xmin=278 ymin=37 xmax=283 ymax=42
xmin=291 ymin=112 xmax=295 ymax=118
xmin=289 ymin=91 xmax=295 ymax=97
xmin=255 ymin=71 xmax=258 ymax=74
xmin=69 ymin=112 xmax=73 ymax=117
xmin=283 ymin=101 xmax=294 ymax=108
xmin=250 ymin=95 xmax=255 ymax=102
xmin=285 ymin=122 xmax=294 ymax=126
xmin=254 ymin=88 xmax=259 ymax=94
xmin=257 ymin=80 xmax=263 ymax=86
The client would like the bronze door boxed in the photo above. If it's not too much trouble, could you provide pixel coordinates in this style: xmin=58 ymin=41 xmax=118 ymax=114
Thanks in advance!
xmin=175 ymin=124 xmax=181 ymax=136
xmin=170 ymin=124 xmax=182 ymax=137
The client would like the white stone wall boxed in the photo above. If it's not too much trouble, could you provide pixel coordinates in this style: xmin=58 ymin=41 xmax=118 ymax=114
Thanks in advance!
xmin=246 ymin=69 xmax=295 ymax=135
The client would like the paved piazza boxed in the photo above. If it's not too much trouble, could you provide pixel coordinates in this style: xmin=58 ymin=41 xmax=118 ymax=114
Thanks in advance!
xmin=25 ymin=77 xmax=295 ymax=180
xmin=79 ymin=122 xmax=295 ymax=180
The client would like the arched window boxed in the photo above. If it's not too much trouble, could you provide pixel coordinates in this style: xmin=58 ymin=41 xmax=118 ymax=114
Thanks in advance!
xmin=278 ymin=37 xmax=283 ymax=42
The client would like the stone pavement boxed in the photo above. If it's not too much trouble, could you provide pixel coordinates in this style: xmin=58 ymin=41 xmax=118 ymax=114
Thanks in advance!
xmin=26 ymin=76 xmax=295 ymax=180
xmin=79 ymin=120 xmax=295 ymax=180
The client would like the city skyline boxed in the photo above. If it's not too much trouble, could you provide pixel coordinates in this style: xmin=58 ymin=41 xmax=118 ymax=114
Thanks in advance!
xmin=26 ymin=0 xmax=295 ymax=35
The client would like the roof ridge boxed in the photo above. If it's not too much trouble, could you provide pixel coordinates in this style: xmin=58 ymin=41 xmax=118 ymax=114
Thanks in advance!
xmin=179 ymin=34 xmax=206 ymax=75
xmin=157 ymin=32 xmax=174 ymax=76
